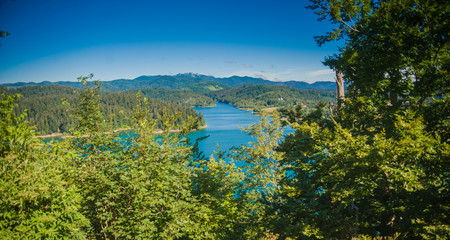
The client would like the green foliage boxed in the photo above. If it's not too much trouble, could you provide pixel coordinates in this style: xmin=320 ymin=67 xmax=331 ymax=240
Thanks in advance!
xmin=1 ymin=78 xmax=217 ymax=239
xmin=0 ymin=31 xmax=10 ymax=38
xmin=307 ymin=0 xmax=373 ymax=46
xmin=132 ymin=87 xmax=215 ymax=107
xmin=263 ymin=1 xmax=450 ymax=238
xmin=0 ymin=93 xmax=89 ymax=239
xmin=192 ymin=112 xmax=288 ymax=239
xmin=182 ymin=81 xmax=229 ymax=92
xmin=6 ymin=84 xmax=206 ymax=135
xmin=310 ymin=0 xmax=450 ymax=139
xmin=208 ymin=84 xmax=335 ymax=112
xmin=423 ymin=94 xmax=450 ymax=142
xmin=2 ymin=1 xmax=448 ymax=235
xmin=67 ymin=88 xmax=213 ymax=239
xmin=276 ymin=111 xmax=449 ymax=239
xmin=74 ymin=74 xmax=104 ymax=134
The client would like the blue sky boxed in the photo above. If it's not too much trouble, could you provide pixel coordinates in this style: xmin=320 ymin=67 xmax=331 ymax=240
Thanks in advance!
xmin=0 ymin=0 xmax=340 ymax=84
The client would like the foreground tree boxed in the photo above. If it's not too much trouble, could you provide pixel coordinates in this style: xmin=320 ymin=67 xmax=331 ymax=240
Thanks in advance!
xmin=66 ymin=77 xmax=214 ymax=239
xmin=267 ymin=1 xmax=450 ymax=239
xmin=276 ymin=110 xmax=449 ymax=239
xmin=1 ymin=75 xmax=216 ymax=239
xmin=0 ymin=93 xmax=89 ymax=239
xmin=310 ymin=0 xmax=449 ymax=138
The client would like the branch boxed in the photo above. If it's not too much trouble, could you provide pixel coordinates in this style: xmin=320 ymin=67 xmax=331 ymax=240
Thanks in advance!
xmin=340 ymin=19 xmax=360 ymax=32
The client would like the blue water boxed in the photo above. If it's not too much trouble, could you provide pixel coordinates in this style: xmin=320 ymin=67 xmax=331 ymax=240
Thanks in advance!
xmin=42 ymin=102 xmax=290 ymax=161
xmin=187 ymin=103 xmax=261 ymax=158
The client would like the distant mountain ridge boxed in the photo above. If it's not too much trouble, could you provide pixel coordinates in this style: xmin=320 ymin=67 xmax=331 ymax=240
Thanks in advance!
xmin=2 ymin=73 xmax=338 ymax=91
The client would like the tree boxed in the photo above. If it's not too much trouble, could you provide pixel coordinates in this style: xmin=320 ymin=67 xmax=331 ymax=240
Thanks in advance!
xmin=73 ymin=74 xmax=104 ymax=135
xmin=267 ymin=1 xmax=450 ymax=238
xmin=66 ymin=83 xmax=214 ymax=239
xmin=191 ymin=112 xmax=288 ymax=239
xmin=0 ymin=93 xmax=89 ymax=239
xmin=275 ymin=107 xmax=449 ymax=239
xmin=309 ymin=0 xmax=449 ymax=132
xmin=307 ymin=0 xmax=374 ymax=108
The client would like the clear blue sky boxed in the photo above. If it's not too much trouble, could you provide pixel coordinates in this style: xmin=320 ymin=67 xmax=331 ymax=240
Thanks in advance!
xmin=0 ymin=0 xmax=340 ymax=84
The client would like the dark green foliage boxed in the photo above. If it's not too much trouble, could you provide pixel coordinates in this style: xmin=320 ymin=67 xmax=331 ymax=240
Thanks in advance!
xmin=310 ymin=0 xmax=450 ymax=140
xmin=8 ymin=85 xmax=77 ymax=134
xmin=275 ymin=109 xmax=449 ymax=239
xmin=423 ymin=94 xmax=450 ymax=142
xmin=0 ymin=31 xmax=10 ymax=38
xmin=207 ymin=84 xmax=335 ymax=112
xmin=263 ymin=1 xmax=450 ymax=238
xmin=131 ymin=87 xmax=215 ymax=106
xmin=6 ymin=85 xmax=206 ymax=135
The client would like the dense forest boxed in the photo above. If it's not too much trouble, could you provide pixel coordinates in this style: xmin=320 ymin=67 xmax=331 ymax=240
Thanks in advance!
xmin=131 ymin=87 xmax=215 ymax=106
xmin=1 ymin=0 xmax=449 ymax=239
xmin=4 ymin=82 xmax=336 ymax=135
xmin=207 ymin=84 xmax=336 ymax=112
xmin=6 ymin=84 xmax=205 ymax=135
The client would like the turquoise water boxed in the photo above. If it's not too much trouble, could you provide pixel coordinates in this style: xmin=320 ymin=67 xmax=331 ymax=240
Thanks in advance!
xmin=187 ymin=103 xmax=261 ymax=159
xmin=42 ymin=102 xmax=290 ymax=161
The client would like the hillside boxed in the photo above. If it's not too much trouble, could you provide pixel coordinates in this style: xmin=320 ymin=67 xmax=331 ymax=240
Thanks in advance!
xmin=129 ymin=88 xmax=215 ymax=107
xmin=2 ymin=73 xmax=338 ymax=92
xmin=207 ymin=84 xmax=336 ymax=112
xmin=7 ymin=85 xmax=205 ymax=135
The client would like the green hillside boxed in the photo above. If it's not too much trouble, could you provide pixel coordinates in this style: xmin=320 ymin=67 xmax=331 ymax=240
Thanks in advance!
xmin=7 ymin=85 xmax=205 ymax=135
xmin=129 ymin=88 xmax=215 ymax=107
xmin=207 ymin=84 xmax=336 ymax=111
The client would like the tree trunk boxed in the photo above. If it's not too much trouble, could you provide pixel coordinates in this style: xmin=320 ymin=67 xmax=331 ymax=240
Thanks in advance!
xmin=336 ymin=70 xmax=345 ymax=108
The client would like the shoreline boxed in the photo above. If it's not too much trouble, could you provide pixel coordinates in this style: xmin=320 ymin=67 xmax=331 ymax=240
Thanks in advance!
xmin=35 ymin=125 xmax=207 ymax=139
xmin=193 ymin=103 xmax=216 ymax=108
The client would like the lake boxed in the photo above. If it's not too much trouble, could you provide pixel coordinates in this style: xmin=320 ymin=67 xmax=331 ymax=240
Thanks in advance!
xmin=187 ymin=103 xmax=279 ymax=159
xmin=42 ymin=102 xmax=289 ymax=161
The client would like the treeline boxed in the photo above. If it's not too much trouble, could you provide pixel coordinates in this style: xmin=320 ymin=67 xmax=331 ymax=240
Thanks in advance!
xmin=6 ymin=85 xmax=205 ymax=135
xmin=207 ymin=84 xmax=336 ymax=111
xmin=5 ymin=83 xmax=337 ymax=134
xmin=131 ymin=87 xmax=215 ymax=107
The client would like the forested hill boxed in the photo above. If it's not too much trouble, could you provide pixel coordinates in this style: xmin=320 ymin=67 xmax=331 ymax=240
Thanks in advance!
xmin=2 ymin=73 xmax=338 ymax=92
xmin=130 ymin=88 xmax=215 ymax=107
xmin=6 ymin=85 xmax=206 ymax=135
xmin=207 ymin=84 xmax=336 ymax=112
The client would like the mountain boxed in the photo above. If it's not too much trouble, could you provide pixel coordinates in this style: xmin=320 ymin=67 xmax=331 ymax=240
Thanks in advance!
xmin=2 ymin=73 xmax=338 ymax=92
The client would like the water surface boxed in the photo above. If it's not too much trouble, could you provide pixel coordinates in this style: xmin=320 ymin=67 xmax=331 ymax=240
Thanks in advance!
xmin=187 ymin=103 xmax=261 ymax=159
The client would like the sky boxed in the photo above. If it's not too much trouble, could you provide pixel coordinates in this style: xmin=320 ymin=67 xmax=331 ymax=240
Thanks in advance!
xmin=0 ymin=0 xmax=341 ymax=84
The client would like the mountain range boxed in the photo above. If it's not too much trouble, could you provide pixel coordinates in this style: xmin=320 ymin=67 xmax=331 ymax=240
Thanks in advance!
xmin=2 ymin=73 xmax=338 ymax=92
